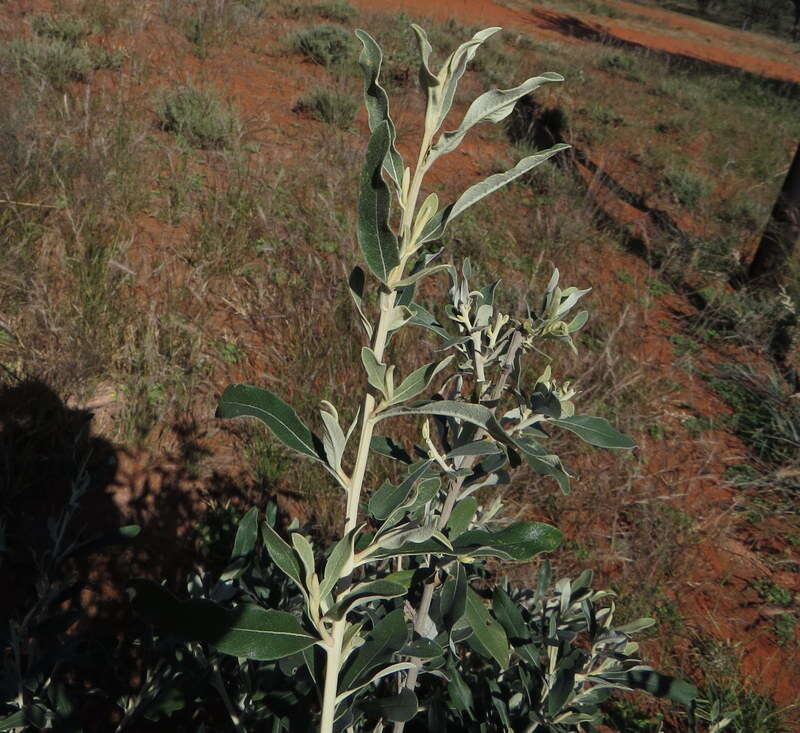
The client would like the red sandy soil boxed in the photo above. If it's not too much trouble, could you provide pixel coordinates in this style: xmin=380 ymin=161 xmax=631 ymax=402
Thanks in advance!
xmin=352 ymin=0 xmax=800 ymax=84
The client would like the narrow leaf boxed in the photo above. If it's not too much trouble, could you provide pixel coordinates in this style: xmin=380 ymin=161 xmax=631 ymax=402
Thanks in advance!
xmin=370 ymin=435 xmax=412 ymax=463
xmin=341 ymin=608 xmax=408 ymax=689
xmin=420 ymin=144 xmax=570 ymax=244
xmin=326 ymin=580 xmax=406 ymax=620
xmin=432 ymin=74 xmax=564 ymax=160
xmin=549 ymin=415 xmax=635 ymax=449
xmin=389 ymin=355 xmax=454 ymax=405
xmin=217 ymin=384 xmax=324 ymax=461
xmin=355 ymin=29 xmax=404 ymax=186
xmin=348 ymin=266 xmax=373 ymax=339
xmin=130 ymin=581 xmax=317 ymax=660
xmin=358 ymin=121 xmax=400 ymax=283
xmin=361 ymin=347 xmax=387 ymax=396
xmin=453 ymin=521 xmax=562 ymax=561
xmin=262 ymin=523 xmax=305 ymax=592
xmin=465 ymin=588 xmax=509 ymax=668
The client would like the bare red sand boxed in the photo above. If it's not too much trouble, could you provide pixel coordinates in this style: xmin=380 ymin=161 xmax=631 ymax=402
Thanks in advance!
xmin=352 ymin=0 xmax=800 ymax=84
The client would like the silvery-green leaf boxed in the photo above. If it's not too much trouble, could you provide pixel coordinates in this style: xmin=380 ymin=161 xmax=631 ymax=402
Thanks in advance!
xmin=355 ymin=30 xmax=404 ymax=187
xmin=624 ymin=667 xmax=698 ymax=706
xmin=420 ymin=143 xmax=570 ymax=244
xmin=393 ymin=263 xmax=454 ymax=288
xmin=319 ymin=401 xmax=347 ymax=475
xmin=340 ymin=608 xmax=408 ymax=690
xmin=447 ymin=439 xmax=502 ymax=458
xmin=377 ymin=400 xmax=512 ymax=449
xmin=291 ymin=533 xmax=316 ymax=585
xmin=229 ymin=507 xmax=259 ymax=562
xmin=320 ymin=530 xmax=356 ymax=600
xmin=348 ymin=266 xmax=373 ymax=339
xmin=453 ymin=521 xmax=562 ymax=561
xmin=567 ymin=309 xmax=588 ymax=332
xmin=412 ymin=192 xmax=439 ymax=242
xmin=220 ymin=507 xmax=258 ymax=580
xmin=336 ymin=663 xmax=416 ymax=705
xmin=410 ymin=24 xmax=438 ymax=90
xmin=217 ymin=385 xmax=325 ymax=462
xmin=326 ymin=580 xmax=406 ymax=620
xmin=363 ymin=531 xmax=452 ymax=561
xmin=549 ymin=415 xmax=635 ymax=449
xmin=262 ymin=523 xmax=305 ymax=593
xmin=431 ymin=73 xmax=563 ymax=161
xmin=491 ymin=587 xmax=530 ymax=642
xmin=386 ymin=305 xmax=415 ymax=334
xmin=465 ymin=588 xmax=509 ymax=668
xmin=440 ymin=563 xmax=468 ymax=630
xmin=407 ymin=303 xmax=450 ymax=340
xmin=434 ymin=27 xmax=502 ymax=132
xmin=130 ymin=581 xmax=318 ymax=660
xmin=370 ymin=435 xmax=412 ymax=463
xmin=370 ymin=460 xmax=433 ymax=522
xmin=515 ymin=436 xmax=572 ymax=494
xmin=361 ymin=347 xmax=387 ymax=396
xmin=379 ymin=475 xmax=441 ymax=535
xmin=389 ymin=355 xmax=454 ymax=405
xmin=615 ymin=617 xmax=656 ymax=634
xmin=358 ymin=121 xmax=400 ymax=283
xmin=446 ymin=497 xmax=477 ymax=538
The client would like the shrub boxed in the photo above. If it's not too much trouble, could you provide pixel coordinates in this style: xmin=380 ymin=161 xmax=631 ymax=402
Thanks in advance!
xmin=155 ymin=85 xmax=239 ymax=149
xmin=131 ymin=22 xmax=698 ymax=733
xmin=0 ymin=38 xmax=93 ymax=86
xmin=289 ymin=23 xmax=355 ymax=66
xmin=314 ymin=0 xmax=357 ymax=22
xmin=295 ymin=86 xmax=358 ymax=129
xmin=707 ymin=362 xmax=799 ymax=466
xmin=30 ymin=13 xmax=91 ymax=44
xmin=599 ymin=51 xmax=641 ymax=80
xmin=664 ymin=169 xmax=710 ymax=209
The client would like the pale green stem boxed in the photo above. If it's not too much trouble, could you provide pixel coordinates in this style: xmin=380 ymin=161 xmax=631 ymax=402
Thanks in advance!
xmin=320 ymin=621 xmax=346 ymax=733
xmin=325 ymin=119 xmax=437 ymax=733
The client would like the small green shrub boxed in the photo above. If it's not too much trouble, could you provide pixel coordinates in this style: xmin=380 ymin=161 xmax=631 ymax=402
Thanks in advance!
xmin=707 ymin=363 xmax=800 ymax=465
xmin=130 ymin=23 xmax=697 ymax=733
xmin=664 ymin=169 xmax=710 ymax=209
xmin=289 ymin=24 xmax=355 ymax=66
xmin=0 ymin=38 xmax=92 ymax=86
xmin=295 ymin=86 xmax=358 ymax=129
xmin=30 ymin=13 xmax=91 ymax=44
xmin=156 ymin=85 xmax=239 ymax=149
xmin=313 ymin=0 xmax=357 ymax=22
xmin=599 ymin=51 xmax=641 ymax=80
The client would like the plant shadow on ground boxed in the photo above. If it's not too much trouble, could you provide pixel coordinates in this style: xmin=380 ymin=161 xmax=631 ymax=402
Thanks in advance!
xmin=0 ymin=374 xmax=292 ymax=729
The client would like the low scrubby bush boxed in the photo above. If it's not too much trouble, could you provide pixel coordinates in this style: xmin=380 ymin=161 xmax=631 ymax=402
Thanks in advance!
xmin=290 ymin=24 xmax=355 ymax=66
xmin=295 ymin=86 xmax=358 ymax=129
xmin=156 ymin=85 xmax=239 ymax=149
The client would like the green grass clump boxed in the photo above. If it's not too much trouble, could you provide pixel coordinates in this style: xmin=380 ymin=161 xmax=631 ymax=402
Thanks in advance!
xmin=598 ymin=51 xmax=641 ymax=80
xmin=664 ymin=169 xmax=709 ymax=209
xmin=0 ymin=38 xmax=93 ymax=87
xmin=289 ymin=24 xmax=354 ymax=66
xmin=30 ymin=13 xmax=91 ymax=44
xmin=295 ymin=86 xmax=358 ymax=130
xmin=156 ymin=86 xmax=239 ymax=149
xmin=707 ymin=363 xmax=799 ymax=465
xmin=313 ymin=0 xmax=357 ymax=22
